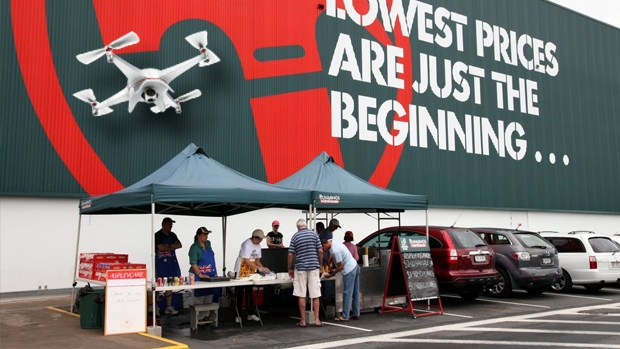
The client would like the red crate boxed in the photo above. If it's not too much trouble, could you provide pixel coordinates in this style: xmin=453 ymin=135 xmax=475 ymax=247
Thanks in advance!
xmin=78 ymin=261 xmax=95 ymax=279
xmin=79 ymin=253 xmax=128 ymax=263
xmin=101 ymin=263 xmax=146 ymax=270
xmin=78 ymin=270 xmax=94 ymax=279
xmin=93 ymin=263 xmax=147 ymax=281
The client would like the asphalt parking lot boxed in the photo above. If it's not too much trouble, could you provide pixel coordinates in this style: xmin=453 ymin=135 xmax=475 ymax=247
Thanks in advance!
xmin=165 ymin=286 xmax=620 ymax=348
xmin=1 ymin=287 xmax=619 ymax=348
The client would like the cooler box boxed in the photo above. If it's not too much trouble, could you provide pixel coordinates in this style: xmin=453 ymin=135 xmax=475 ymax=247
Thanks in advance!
xmin=236 ymin=288 xmax=264 ymax=307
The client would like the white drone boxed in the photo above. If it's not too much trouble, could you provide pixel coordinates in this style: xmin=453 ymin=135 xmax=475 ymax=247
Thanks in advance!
xmin=73 ymin=31 xmax=219 ymax=116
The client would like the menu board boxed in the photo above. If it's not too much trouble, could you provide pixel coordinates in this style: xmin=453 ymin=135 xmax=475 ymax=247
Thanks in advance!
xmin=104 ymin=269 xmax=147 ymax=335
xmin=398 ymin=236 xmax=440 ymax=301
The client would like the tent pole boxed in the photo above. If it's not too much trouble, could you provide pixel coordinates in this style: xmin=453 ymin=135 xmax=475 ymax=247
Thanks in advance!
xmin=425 ymin=209 xmax=429 ymax=239
xmin=222 ymin=216 xmax=227 ymax=274
xmin=150 ymin=199 xmax=157 ymax=325
xmin=70 ymin=213 xmax=83 ymax=313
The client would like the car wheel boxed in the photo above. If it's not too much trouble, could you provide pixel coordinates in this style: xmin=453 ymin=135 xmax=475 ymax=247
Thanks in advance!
xmin=486 ymin=268 xmax=512 ymax=298
xmin=525 ymin=285 xmax=549 ymax=295
xmin=551 ymin=269 xmax=573 ymax=292
xmin=458 ymin=287 xmax=483 ymax=300
xmin=583 ymin=284 xmax=604 ymax=291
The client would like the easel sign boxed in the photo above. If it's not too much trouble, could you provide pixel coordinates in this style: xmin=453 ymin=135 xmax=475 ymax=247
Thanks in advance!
xmin=380 ymin=236 xmax=442 ymax=318
xmin=104 ymin=269 xmax=147 ymax=335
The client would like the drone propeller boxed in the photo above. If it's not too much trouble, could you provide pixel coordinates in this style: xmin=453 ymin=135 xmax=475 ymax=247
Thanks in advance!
xmin=150 ymin=90 xmax=202 ymax=114
xmin=198 ymin=49 xmax=220 ymax=67
xmin=176 ymin=89 xmax=202 ymax=103
xmin=73 ymin=89 xmax=113 ymax=116
xmin=76 ymin=32 xmax=140 ymax=65
xmin=185 ymin=31 xmax=208 ymax=50
xmin=73 ymin=89 xmax=97 ymax=104
xmin=185 ymin=31 xmax=220 ymax=67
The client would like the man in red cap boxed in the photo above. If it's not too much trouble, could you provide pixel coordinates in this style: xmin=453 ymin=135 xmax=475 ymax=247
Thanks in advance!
xmin=267 ymin=219 xmax=285 ymax=248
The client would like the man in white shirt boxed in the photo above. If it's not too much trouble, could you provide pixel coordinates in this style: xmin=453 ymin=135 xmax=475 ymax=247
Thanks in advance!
xmin=234 ymin=229 xmax=270 ymax=322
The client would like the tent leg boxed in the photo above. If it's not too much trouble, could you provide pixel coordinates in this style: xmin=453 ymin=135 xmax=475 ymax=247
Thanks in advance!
xmin=222 ymin=216 xmax=227 ymax=275
xmin=70 ymin=214 xmax=83 ymax=313
xmin=149 ymin=200 xmax=159 ymax=332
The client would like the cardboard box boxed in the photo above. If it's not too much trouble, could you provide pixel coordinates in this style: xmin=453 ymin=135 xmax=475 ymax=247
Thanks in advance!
xmin=79 ymin=253 xmax=129 ymax=263
xmin=93 ymin=263 xmax=147 ymax=281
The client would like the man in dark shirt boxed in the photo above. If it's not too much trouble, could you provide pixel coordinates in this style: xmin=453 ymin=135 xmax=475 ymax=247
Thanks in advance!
xmin=155 ymin=217 xmax=182 ymax=315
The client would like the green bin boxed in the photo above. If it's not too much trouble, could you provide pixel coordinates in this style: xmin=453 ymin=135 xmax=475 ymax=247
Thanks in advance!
xmin=79 ymin=288 xmax=105 ymax=329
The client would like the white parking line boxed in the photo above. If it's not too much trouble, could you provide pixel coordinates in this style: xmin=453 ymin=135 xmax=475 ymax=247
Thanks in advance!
xmin=441 ymin=294 xmax=549 ymax=308
xmin=512 ymin=319 xmax=620 ymax=325
xmin=287 ymin=316 xmax=373 ymax=332
xmin=321 ymin=322 xmax=373 ymax=331
xmin=286 ymin=302 xmax=620 ymax=349
xmin=543 ymin=293 xmax=613 ymax=301
xmin=474 ymin=297 xmax=550 ymax=308
xmin=377 ymin=338 xmax=620 ymax=348
xmin=570 ymin=312 xmax=620 ymax=317
xmin=454 ymin=327 xmax=619 ymax=336
xmin=413 ymin=308 xmax=473 ymax=318
xmin=437 ymin=312 xmax=473 ymax=318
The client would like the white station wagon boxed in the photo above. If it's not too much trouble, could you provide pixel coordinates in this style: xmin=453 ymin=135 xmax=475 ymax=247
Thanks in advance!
xmin=540 ymin=231 xmax=620 ymax=292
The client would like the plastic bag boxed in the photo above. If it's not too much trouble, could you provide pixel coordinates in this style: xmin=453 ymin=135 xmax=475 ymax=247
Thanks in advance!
xmin=73 ymin=283 xmax=94 ymax=313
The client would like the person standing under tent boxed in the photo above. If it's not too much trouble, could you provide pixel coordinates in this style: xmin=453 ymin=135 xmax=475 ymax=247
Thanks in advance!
xmin=319 ymin=218 xmax=340 ymax=242
xmin=319 ymin=218 xmax=341 ymax=264
xmin=234 ymin=229 xmax=270 ymax=322
xmin=267 ymin=220 xmax=285 ymax=248
xmin=288 ymin=219 xmax=323 ymax=327
xmin=319 ymin=218 xmax=340 ymax=301
xmin=188 ymin=227 xmax=219 ymax=322
xmin=343 ymin=231 xmax=359 ymax=261
xmin=321 ymin=238 xmax=361 ymax=321
xmin=155 ymin=217 xmax=182 ymax=315
xmin=315 ymin=222 xmax=325 ymax=235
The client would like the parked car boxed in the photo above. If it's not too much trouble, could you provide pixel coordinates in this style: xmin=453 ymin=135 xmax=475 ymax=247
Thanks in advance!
xmin=357 ymin=226 xmax=500 ymax=300
xmin=470 ymin=228 xmax=562 ymax=297
xmin=540 ymin=231 xmax=620 ymax=292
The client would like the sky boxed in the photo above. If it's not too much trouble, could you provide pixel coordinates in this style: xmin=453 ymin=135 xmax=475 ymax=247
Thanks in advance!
xmin=547 ymin=0 xmax=620 ymax=28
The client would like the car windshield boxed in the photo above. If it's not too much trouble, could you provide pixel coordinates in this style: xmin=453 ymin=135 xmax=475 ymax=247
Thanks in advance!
xmin=514 ymin=233 xmax=554 ymax=249
xmin=588 ymin=237 xmax=620 ymax=253
xmin=447 ymin=229 xmax=487 ymax=248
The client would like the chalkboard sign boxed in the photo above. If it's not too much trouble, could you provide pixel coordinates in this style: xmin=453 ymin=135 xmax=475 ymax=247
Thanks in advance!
xmin=398 ymin=236 xmax=439 ymax=301
xmin=104 ymin=269 xmax=147 ymax=335
xmin=381 ymin=236 xmax=442 ymax=318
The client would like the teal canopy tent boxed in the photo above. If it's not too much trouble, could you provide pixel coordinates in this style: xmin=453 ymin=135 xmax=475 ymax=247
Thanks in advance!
xmin=72 ymin=144 xmax=310 ymax=315
xmin=276 ymin=152 xmax=428 ymax=211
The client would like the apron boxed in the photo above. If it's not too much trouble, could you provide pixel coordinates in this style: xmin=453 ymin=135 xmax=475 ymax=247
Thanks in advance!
xmin=194 ymin=248 xmax=218 ymax=298
xmin=155 ymin=234 xmax=181 ymax=277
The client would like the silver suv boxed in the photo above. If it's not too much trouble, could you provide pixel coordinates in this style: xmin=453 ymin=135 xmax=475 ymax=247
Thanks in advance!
xmin=472 ymin=228 xmax=561 ymax=297
xmin=540 ymin=231 xmax=620 ymax=292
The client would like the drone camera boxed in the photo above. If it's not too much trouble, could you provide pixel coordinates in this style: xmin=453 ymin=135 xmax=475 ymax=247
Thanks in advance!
xmin=142 ymin=88 xmax=158 ymax=103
